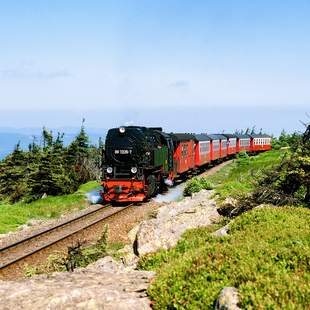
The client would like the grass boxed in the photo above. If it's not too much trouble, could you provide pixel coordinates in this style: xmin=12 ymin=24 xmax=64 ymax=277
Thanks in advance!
xmin=206 ymin=150 xmax=286 ymax=200
xmin=0 ymin=180 xmax=100 ymax=234
xmin=138 ymin=207 xmax=310 ymax=309
xmin=76 ymin=180 xmax=100 ymax=193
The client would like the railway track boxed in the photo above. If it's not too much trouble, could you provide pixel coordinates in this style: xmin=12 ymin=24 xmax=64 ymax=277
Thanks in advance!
xmin=0 ymin=204 xmax=134 ymax=278
xmin=0 ymin=159 xmax=234 ymax=280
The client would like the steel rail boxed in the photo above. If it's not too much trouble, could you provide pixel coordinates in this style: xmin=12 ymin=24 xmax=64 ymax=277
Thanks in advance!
xmin=0 ymin=204 xmax=133 ymax=270
xmin=0 ymin=204 xmax=111 ymax=253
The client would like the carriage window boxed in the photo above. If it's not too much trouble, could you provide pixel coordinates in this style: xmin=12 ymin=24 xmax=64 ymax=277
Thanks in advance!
xmin=213 ymin=140 xmax=219 ymax=150
xmin=200 ymin=141 xmax=210 ymax=154
xmin=181 ymin=144 xmax=188 ymax=157
xmin=229 ymin=139 xmax=236 ymax=147
xmin=240 ymin=139 xmax=249 ymax=146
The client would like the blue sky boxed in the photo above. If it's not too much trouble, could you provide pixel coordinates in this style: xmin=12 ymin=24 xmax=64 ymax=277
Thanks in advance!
xmin=0 ymin=1 xmax=309 ymax=134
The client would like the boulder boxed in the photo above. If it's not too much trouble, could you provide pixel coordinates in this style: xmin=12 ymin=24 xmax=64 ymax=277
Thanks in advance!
xmin=135 ymin=190 xmax=220 ymax=256
xmin=212 ymin=224 xmax=229 ymax=237
xmin=215 ymin=287 xmax=241 ymax=310
xmin=217 ymin=197 xmax=238 ymax=217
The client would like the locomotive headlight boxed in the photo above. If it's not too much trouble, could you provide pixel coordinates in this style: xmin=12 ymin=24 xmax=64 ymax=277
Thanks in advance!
xmin=119 ymin=126 xmax=126 ymax=134
xmin=131 ymin=167 xmax=138 ymax=174
xmin=106 ymin=167 xmax=113 ymax=174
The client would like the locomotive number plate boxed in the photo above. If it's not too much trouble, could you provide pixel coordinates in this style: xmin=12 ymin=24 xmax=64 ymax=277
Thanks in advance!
xmin=114 ymin=149 xmax=132 ymax=154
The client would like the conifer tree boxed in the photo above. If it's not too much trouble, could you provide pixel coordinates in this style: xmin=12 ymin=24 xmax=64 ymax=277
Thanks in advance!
xmin=0 ymin=123 xmax=102 ymax=203
xmin=42 ymin=127 xmax=53 ymax=151
xmin=0 ymin=143 xmax=28 ymax=202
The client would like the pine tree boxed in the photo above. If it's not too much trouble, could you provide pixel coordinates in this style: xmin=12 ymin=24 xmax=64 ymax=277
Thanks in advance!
xmin=42 ymin=127 xmax=53 ymax=151
xmin=0 ymin=123 xmax=101 ymax=203
xmin=0 ymin=143 xmax=28 ymax=202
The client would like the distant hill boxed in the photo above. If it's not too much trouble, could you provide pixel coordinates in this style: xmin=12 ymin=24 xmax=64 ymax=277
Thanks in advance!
xmin=0 ymin=127 xmax=107 ymax=159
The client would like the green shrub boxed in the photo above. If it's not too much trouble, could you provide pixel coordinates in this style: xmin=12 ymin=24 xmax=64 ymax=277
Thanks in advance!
xmin=183 ymin=177 xmax=214 ymax=196
xmin=236 ymin=151 xmax=250 ymax=166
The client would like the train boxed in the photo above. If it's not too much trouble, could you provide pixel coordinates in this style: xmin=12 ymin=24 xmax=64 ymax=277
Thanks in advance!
xmin=100 ymin=126 xmax=272 ymax=203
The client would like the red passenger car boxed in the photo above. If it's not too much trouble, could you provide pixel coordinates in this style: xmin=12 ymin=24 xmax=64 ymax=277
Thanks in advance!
xmin=171 ymin=134 xmax=196 ymax=175
xmin=194 ymin=134 xmax=211 ymax=167
xmin=208 ymin=134 xmax=221 ymax=161
xmin=250 ymin=134 xmax=272 ymax=152
xmin=223 ymin=134 xmax=237 ymax=156
xmin=235 ymin=134 xmax=251 ymax=152
xmin=218 ymin=135 xmax=228 ymax=158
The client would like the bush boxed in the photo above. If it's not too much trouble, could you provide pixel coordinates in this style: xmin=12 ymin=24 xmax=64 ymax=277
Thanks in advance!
xmin=253 ymin=123 xmax=310 ymax=207
xmin=236 ymin=151 xmax=250 ymax=166
xmin=139 ymin=207 xmax=310 ymax=309
xmin=183 ymin=177 xmax=214 ymax=196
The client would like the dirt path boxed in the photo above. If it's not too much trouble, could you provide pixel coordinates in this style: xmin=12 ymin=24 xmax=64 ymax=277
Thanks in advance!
xmin=199 ymin=159 xmax=234 ymax=178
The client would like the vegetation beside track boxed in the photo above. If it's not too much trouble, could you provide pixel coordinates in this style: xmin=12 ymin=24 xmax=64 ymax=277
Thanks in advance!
xmin=0 ymin=181 xmax=99 ymax=234
xmin=25 ymin=226 xmax=124 ymax=276
xmin=183 ymin=177 xmax=214 ymax=196
xmin=183 ymin=149 xmax=285 ymax=200
xmin=139 ymin=207 xmax=310 ymax=309
xmin=207 ymin=149 xmax=285 ymax=201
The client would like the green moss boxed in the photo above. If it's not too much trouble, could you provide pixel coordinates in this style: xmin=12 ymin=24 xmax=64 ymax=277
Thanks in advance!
xmin=139 ymin=207 xmax=310 ymax=309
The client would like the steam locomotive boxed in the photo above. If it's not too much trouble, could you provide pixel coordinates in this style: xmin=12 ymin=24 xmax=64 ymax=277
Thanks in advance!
xmin=100 ymin=126 xmax=271 ymax=202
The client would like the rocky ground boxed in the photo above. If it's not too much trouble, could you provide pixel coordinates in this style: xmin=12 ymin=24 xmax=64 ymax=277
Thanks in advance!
xmin=0 ymin=190 xmax=227 ymax=309
xmin=0 ymin=256 xmax=154 ymax=310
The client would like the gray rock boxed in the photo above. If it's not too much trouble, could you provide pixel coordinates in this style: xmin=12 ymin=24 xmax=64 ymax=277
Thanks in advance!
xmin=18 ymin=224 xmax=29 ymax=231
xmin=215 ymin=287 xmax=241 ymax=310
xmin=118 ymin=244 xmax=139 ymax=268
xmin=85 ymin=256 xmax=127 ymax=273
xmin=254 ymin=204 xmax=275 ymax=209
xmin=212 ymin=224 xmax=229 ymax=237
xmin=136 ymin=190 xmax=220 ymax=256
xmin=217 ymin=197 xmax=239 ymax=217
xmin=27 ymin=219 xmax=44 ymax=227
xmin=127 ymin=225 xmax=140 ymax=244
xmin=0 ymin=257 xmax=154 ymax=310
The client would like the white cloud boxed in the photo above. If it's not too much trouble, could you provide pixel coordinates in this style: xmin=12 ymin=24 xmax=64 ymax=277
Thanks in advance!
xmin=168 ymin=80 xmax=190 ymax=89
xmin=0 ymin=62 xmax=71 ymax=80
